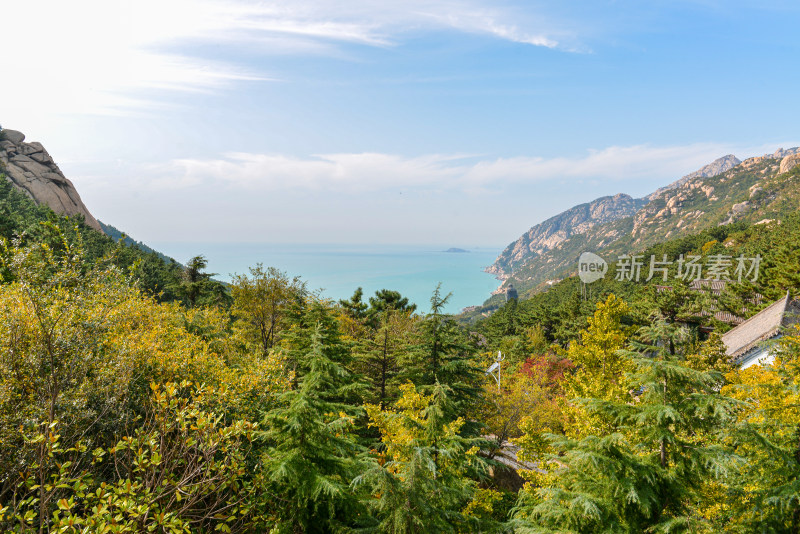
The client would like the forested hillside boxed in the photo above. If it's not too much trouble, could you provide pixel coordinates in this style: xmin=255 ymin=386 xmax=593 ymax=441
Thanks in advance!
xmin=0 ymin=175 xmax=227 ymax=306
xmin=98 ymin=220 xmax=175 ymax=265
xmin=4 ymin=159 xmax=800 ymax=532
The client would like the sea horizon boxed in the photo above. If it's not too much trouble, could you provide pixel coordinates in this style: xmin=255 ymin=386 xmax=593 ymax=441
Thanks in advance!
xmin=149 ymin=241 xmax=504 ymax=314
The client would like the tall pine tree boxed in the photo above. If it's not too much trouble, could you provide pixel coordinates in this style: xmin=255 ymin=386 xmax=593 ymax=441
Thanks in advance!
xmin=258 ymin=305 xmax=367 ymax=532
xmin=354 ymin=289 xmax=418 ymax=408
xmin=402 ymin=285 xmax=485 ymax=436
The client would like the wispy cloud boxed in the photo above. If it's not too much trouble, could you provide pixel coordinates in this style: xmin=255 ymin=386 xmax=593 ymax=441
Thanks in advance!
xmin=1 ymin=0 xmax=572 ymax=119
xmin=150 ymin=143 xmax=740 ymax=193
xmin=224 ymin=1 xmax=567 ymax=49
xmin=75 ymin=140 xmax=800 ymax=244
xmin=1 ymin=0 xmax=268 ymax=118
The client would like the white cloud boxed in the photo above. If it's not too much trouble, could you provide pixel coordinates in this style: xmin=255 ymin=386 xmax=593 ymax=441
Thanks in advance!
xmin=461 ymin=144 xmax=737 ymax=184
xmin=224 ymin=1 xmax=566 ymax=48
xmin=1 ymin=0 xmax=267 ymax=120
xmin=148 ymin=142 xmax=738 ymax=193
xmin=157 ymin=152 xmax=463 ymax=192
xmin=73 ymin=140 xmax=800 ymax=244
xmin=0 ymin=0 xmax=570 ymax=121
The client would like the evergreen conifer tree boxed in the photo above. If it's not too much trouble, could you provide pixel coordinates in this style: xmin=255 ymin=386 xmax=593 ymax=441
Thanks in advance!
xmin=279 ymin=299 xmax=361 ymax=398
xmin=259 ymin=322 xmax=367 ymax=532
xmin=515 ymin=320 xmax=738 ymax=533
xmin=339 ymin=286 xmax=369 ymax=319
xmin=402 ymin=285 xmax=485 ymax=436
xmin=178 ymin=254 xmax=230 ymax=308
xmin=351 ymin=289 xmax=417 ymax=408
xmin=357 ymin=381 xmax=494 ymax=533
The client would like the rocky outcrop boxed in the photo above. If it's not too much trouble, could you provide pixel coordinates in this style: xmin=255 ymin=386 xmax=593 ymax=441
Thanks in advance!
xmin=767 ymin=147 xmax=800 ymax=160
xmin=487 ymin=193 xmax=646 ymax=277
xmin=0 ymin=129 xmax=101 ymax=231
xmin=646 ymin=155 xmax=741 ymax=201
xmin=630 ymin=151 xmax=797 ymax=237
xmin=646 ymin=150 xmax=796 ymax=202
xmin=779 ymin=154 xmax=800 ymax=174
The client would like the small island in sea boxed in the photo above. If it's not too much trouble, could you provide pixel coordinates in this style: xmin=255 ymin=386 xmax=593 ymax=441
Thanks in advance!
xmin=443 ymin=247 xmax=470 ymax=253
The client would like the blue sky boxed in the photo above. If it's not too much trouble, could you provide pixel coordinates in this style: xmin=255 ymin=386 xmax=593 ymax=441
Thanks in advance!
xmin=2 ymin=0 xmax=799 ymax=247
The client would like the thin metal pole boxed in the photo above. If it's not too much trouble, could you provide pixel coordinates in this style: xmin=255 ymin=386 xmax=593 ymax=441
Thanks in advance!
xmin=497 ymin=351 xmax=502 ymax=393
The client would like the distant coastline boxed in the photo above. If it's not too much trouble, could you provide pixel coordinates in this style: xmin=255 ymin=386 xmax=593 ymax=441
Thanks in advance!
xmin=443 ymin=247 xmax=470 ymax=253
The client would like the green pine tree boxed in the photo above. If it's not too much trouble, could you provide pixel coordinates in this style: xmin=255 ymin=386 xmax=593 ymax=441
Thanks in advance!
xmin=515 ymin=320 xmax=738 ymax=533
xmin=357 ymin=381 xmax=494 ymax=533
xmin=402 ymin=284 xmax=485 ymax=436
xmin=352 ymin=289 xmax=418 ymax=408
xmin=259 ymin=322 xmax=367 ymax=532
xmin=177 ymin=254 xmax=230 ymax=308
xmin=339 ymin=286 xmax=369 ymax=319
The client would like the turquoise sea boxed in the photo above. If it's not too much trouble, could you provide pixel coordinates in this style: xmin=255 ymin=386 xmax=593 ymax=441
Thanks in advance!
xmin=149 ymin=243 xmax=503 ymax=314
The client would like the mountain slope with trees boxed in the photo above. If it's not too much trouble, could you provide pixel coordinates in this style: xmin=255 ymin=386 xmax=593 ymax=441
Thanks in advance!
xmin=479 ymin=149 xmax=800 ymax=313
xmin=4 ymin=125 xmax=800 ymax=531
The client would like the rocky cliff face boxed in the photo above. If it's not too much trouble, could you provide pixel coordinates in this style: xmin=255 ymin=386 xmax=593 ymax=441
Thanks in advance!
xmin=486 ymin=147 xmax=800 ymax=300
xmin=646 ymin=155 xmax=741 ymax=201
xmin=631 ymin=149 xmax=800 ymax=238
xmin=487 ymin=193 xmax=647 ymax=277
xmin=488 ymin=157 xmax=744 ymax=280
xmin=767 ymin=147 xmax=800 ymax=160
xmin=0 ymin=129 xmax=101 ymax=232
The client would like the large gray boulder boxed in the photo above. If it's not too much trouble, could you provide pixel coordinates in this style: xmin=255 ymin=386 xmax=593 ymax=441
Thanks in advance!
xmin=0 ymin=128 xmax=102 ymax=232
xmin=2 ymin=129 xmax=26 ymax=144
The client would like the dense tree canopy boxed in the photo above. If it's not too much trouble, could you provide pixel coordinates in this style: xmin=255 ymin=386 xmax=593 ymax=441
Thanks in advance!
xmin=3 ymin=171 xmax=800 ymax=531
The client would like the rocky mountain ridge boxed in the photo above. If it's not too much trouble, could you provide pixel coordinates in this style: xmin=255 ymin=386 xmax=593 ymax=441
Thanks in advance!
xmin=488 ymin=155 xmax=747 ymax=280
xmin=0 ymin=128 xmax=101 ymax=232
xmin=486 ymin=147 xmax=800 ymax=301
xmin=488 ymin=193 xmax=647 ymax=278
xmin=645 ymin=154 xmax=741 ymax=201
